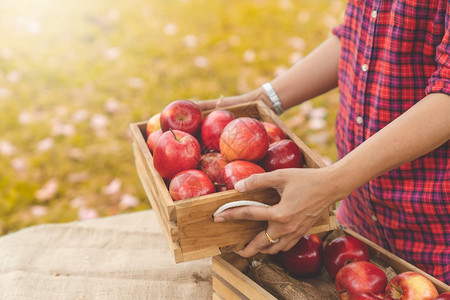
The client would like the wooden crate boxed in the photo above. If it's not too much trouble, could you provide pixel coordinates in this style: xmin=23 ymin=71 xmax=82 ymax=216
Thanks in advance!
xmin=130 ymin=101 xmax=338 ymax=263
xmin=212 ymin=228 xmax=450 ymax=299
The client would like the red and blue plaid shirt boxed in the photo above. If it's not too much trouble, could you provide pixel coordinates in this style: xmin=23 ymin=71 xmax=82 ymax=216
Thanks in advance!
xmin=333 ymin=0 xmax=450 ymax=283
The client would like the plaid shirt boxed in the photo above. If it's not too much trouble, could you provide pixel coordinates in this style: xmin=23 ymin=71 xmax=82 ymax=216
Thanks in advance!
xmin=333 ymin=0 xmax=450 ymax=283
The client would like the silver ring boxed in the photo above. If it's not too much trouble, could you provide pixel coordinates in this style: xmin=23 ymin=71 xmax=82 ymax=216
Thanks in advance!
xmin=265 ymin=231 xmax=280 ymax=244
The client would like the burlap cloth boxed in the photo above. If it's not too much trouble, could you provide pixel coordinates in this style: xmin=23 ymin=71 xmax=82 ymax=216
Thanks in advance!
xmin=0 ymin=210 xmax=212 ymax=299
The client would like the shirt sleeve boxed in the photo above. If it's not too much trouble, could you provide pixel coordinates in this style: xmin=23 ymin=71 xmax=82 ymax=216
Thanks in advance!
xmin=332 ymin=25 xmax=343 ymax=39
xmin=425 ymin=5 xmax=450 ymax=96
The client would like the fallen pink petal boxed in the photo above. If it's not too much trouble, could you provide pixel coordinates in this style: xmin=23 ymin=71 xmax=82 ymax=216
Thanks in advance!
xmin=35 ymin=179 xmax=59 ymax=202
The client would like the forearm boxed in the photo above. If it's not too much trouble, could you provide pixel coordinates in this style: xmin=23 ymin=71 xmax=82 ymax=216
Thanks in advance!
xmin=330 ymin=93 xmax=450 ymax=198
xmin=198 ymin=35 xmax=341 ymax=111
xmin=270 ymin=34 xmax=341 ymax=110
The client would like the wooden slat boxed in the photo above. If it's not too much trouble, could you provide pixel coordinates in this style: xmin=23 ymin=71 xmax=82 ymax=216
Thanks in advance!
xmin=133 ymin=142 xmax=170 ymax=226
xmin=132 ymin=141 xmax=183 ymax=262
xmin=176 ymin=193 xmax=330 ymax=260
xmin=175 ymin=189 xmax=279 ymax=253
xmin=212 ymin=274 xmax=247 ymax=300
xmin=212 ymin=256 xmax=277 ymax=300
xmin=181 ymin=248 xmax=221 ymax=262
xmin=212 ymin=292 xmax=225 ymax=300
xmin=130 ymin=122 xmax=176 ymax=222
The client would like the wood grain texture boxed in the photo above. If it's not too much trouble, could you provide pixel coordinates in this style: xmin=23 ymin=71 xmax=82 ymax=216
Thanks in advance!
xmin=212 ymin=256 xmax=277 ymax=300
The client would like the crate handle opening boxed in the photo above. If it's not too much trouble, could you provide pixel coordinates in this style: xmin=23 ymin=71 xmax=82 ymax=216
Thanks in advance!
xmin=213 ymin=200 xmax=271 ymax=217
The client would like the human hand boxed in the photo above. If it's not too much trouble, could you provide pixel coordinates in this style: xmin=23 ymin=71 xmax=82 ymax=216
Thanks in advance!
xmin=194 ymin=95 xmax=238 ymax=111
xmin=194 ymin=87 xmax=267 ymax=111
xmin=213 ymin=167 xmax=345 ymax=257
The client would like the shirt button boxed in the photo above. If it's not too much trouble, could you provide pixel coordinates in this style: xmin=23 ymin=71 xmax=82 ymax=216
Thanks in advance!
xmin=371 ymin=215 xmax=378 ymax=222
xmin=362 ymin=64 xmax=369 ymax=72
xmin=371 ymin=10 xmax=377 ymax=19
xmin=356 ymin=116 xmax=363 ymax=124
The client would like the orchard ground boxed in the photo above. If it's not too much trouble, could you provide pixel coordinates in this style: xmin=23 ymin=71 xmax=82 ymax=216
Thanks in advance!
xmin=0 ymin=0 xmax=345 ymax=235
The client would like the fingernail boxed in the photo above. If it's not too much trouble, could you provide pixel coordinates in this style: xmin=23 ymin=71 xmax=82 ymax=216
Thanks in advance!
xmin=234 ymin=180 xmax=245 ymax=192
xmin=214 ymin=216 xmax=225 ymax=223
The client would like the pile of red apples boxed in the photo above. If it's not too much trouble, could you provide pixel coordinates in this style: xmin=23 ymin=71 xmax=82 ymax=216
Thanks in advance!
xmin=276 ymin=234 xmax=448 ymax=300
xmin=145 ymin=100 xmax=304 ymax=201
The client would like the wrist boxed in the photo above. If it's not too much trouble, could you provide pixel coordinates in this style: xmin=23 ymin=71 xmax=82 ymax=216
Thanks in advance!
xmin=220 ymin=84 xmax=285 ymax=114
xmin=325 ymin=164 xmax=355 ymax=202
xmin=235 ymin=85 xmax=284 ymax=114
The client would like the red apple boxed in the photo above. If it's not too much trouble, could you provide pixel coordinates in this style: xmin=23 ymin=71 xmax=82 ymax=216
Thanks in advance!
xmin=220 ymin=117 xmax=269 ymax=162
xmin=221 ymin=160 xmax=265 ymax=190
xmin=435 ymin=292 xmax=450 ymax=300
xmin=259 ymin=139 xmax=304 ymax=171
xmin=160 ymin=100 xmax=203 ymax=136
xmin=384 ymin=272 xmax=439 ymax=300
xmin=198 ymin=152 xmax=228 ymax=191
xmin=335 ymin=261 xmax=388 ymax=300
xmin=262 ymin=121 xmax=286 ymax=144
xmin=146 ymin=113 xmax=161 ymax=137
xmin=278 ymin=234 xmax=323 ymax=278
xmin=201 ymin=109 xmax=235 ymax=152
xmin=323 ymin=235 xmax=370 ymax=279
xmin=169 ymin=169 xmax=216 ymax=201
xmin=153 ymin=129 xmax=201 ymax=180
xmin=146 ymin=129 xmax=162 ymax=153
xmin=348 ymin=292 xmax=385 ymax=300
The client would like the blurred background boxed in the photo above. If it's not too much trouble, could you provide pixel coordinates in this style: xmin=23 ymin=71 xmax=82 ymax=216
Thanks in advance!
xmin=0 ymin=0 xmax=345 ymax=236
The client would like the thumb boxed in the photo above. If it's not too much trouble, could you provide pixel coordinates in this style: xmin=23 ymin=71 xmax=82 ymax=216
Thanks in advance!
xmin=234 ymin=171 xmax=283 ymax=192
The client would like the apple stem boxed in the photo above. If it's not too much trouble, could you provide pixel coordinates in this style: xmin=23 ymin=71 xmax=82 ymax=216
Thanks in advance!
xmin=169 ymin=128 xmax=177 ymax=139
xmin=389 ymin=283 xmax=403 ymax=299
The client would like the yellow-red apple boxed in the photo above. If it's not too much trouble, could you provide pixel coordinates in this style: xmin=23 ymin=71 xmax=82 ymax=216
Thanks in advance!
xmin=384 ymin=272 xmax=439 ymax=300
xmin=219 ymin=117 xmax=269 ymax=162
xmin=262 ymin=121 xmax=286 ymax=144
xmin=146 ymin=113 xmax=161 ymax=137
xmin=146 ymin=129 xmax=162 ymax=153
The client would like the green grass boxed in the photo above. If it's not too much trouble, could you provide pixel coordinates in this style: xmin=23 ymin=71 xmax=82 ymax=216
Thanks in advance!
xmin=0 ymin=0 xmax=345 ymax=235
